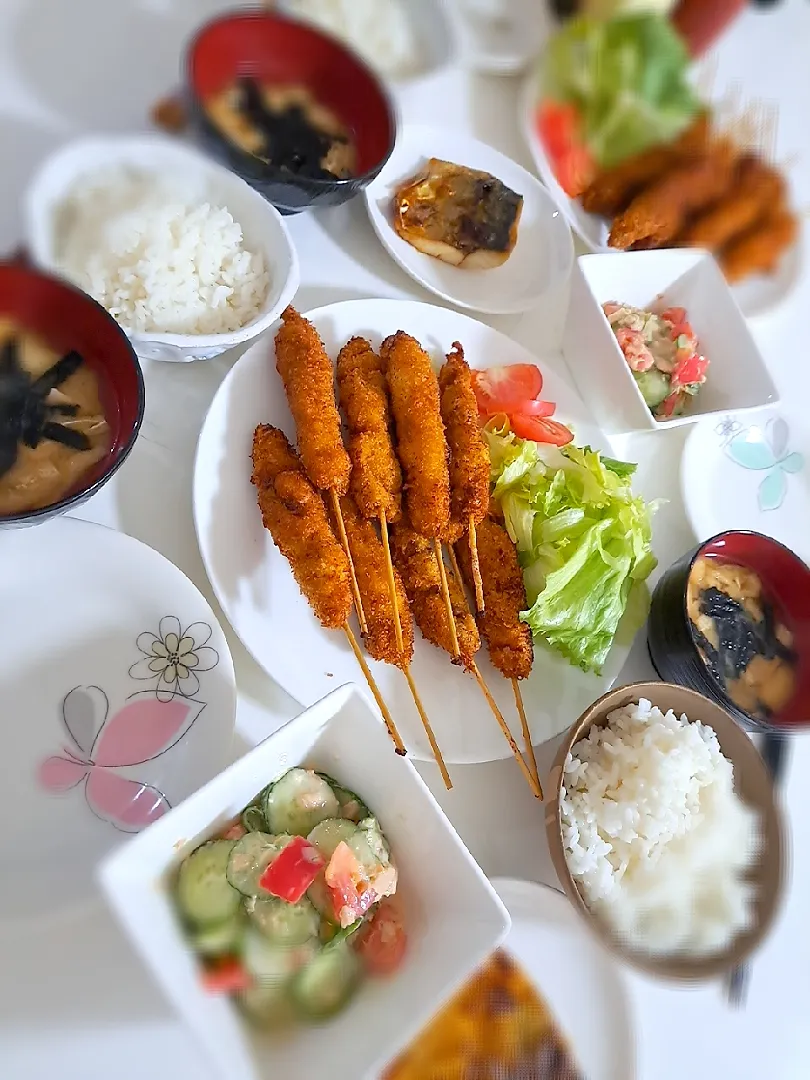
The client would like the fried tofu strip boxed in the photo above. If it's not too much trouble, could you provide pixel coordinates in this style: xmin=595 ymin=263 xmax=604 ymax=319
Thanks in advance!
xmin=336 ymin=336 xmax=402 ymax=524
xmin=720 ymin=207 xmax=799 ymax=284
xmin=382 ymin=331 xmax=450 ymax=539
xmin=581 ymin=112 xmax=710 ymax=218
xmin=439 ymin=343 xmax=490 ymax=544
xmin=679 ymin=156 xmax=786 ymax=249
xmin=337 ymin=495 xmax=414 ymax=669
xmin=455 ymin=519 xmax=533 ymax=681
xmin=391 ymin=518 xmax=479 ymax=671
xmin=608 ymin=140 xmax=738 ymax=251
xmin=274 ymin=306 xmax=351 ymax=495
xmin=251 ymin=424 xmax=352 ymax=630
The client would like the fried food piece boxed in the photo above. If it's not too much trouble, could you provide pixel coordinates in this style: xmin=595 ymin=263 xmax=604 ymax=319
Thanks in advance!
xmin=382 ymin=331 xmax=450 ymax=539
xmin=455 ymin=518 xmax=533 ymax=681
xmin=678 ymin=156 xmax=786 ymax=249
xmin=274 ymin=306 xmax=351 ymax=495
xmin=608 ymin=139 xmax=738 ymax=251
xmin=336 ymin=495 xmax=414 ymax=668
xmin=580 ymin=112 xmax=710 ymax=218
xmin=393 ymin=159 xmax=523 ymax=269
xmin=720 ymin=206 xmax=799 ymax=284
xmin=391 ymin=518 xmax=479 ymax=671
xmin=151 ymin=93 xmax=188 ymax=134
xmin=251 ymin=425 xmax=352 ymax=630
xmin=336 ymin=336 xmax=402 ymax=524
xmin=438 ymin=342 xmax=491 ymax=544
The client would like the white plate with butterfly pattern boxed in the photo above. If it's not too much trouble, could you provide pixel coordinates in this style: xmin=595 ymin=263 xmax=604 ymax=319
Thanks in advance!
xmin=0 ymin=517 xmax=236 ymax=926
xmin=681 ymin=408 xmax=810 ymax=565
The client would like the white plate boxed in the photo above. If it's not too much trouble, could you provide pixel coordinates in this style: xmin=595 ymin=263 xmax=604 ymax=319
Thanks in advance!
xmin=519 ymin=74 xmax=802 ymax=320
xmin=681 ymin=409 xmax=810 ymax=565
xmin=0 ymin=517 xmax=236 ymax=925
xmin=364 ymin=124 xmax=574 ymax=316
xmin=192 ymin=297 xmax=636 ymax=765
xmin=452 ymin=0 xmax=553 ymax=75
xmin=491 ymin=878 xmax=636 ymax=1080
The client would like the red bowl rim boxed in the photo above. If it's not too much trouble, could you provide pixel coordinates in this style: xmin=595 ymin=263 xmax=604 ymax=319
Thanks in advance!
xmin=184 ymin=8 xmax=398 ymax=190
xmin=0 ymin=264 xmax=145 ymax=527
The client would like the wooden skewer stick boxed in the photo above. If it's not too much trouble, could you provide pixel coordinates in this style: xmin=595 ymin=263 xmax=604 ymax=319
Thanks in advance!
xmin=468 ymin=516 xmax=485 ymax=613
xmin=343 ymin=624 xmax=406 ymax=756
xmin=471 ymin=661 xmax=542 ymax=800
xmin=433 ymin=539 xmax=460 ymax=658
xmin=512 ymin=679 xmax=542 ymax=799
xmin=402 ymin=665 xmax=452 ymax=791
xmin=331 ymin=491 xmax=367 ymax=635
xmin=380 ymin=514 xmax=404 ymax=654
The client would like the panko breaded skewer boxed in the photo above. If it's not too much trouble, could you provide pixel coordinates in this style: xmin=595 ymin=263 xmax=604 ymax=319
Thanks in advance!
xmin=251 ymin=424 xmax=398 ymax=748
xmin=678 ymin=156 xmax=786 ymax=249
xmin=393 ymin=518 xmax=540 ymax=796
xmin=719 ymin=205 xmax=799 ymax=284
xmin=338 ymin=495 xmax=451 ymax=787
xmin=274 ymin=306 xmax=367 ymax=633
xmin=382 ymin=331 xmax=460 ymax=658
xmin=337 ymin=336 xmax=405 ymax=652
xmin=455 ymin=518 xmax=541 ymax=796
xmin=439 ymin=342 xmax=490 ymax=612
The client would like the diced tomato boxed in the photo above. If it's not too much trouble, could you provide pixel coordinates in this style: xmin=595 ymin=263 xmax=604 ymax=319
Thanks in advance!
xmin=325 ymin=841 xmax=378 ymax=928
xmin=671 ymin=352 xmax=709 ymax=392
xmin=657 ymin=391 xmax=684 ymax=419
xmin=472 ymin=365 xmax=544 ymax=415
xmin=220 ymin=822 xmax=246 ymax=841
xmin=615 ymin=328 xmax=654 ymax=373
xmin=509 ymin=414 xmax=573 ymax=446
xmin=353 ymin=900 xmax=408 ymax=977
xmin=660 ymin=307 xmax=687 ymax=328
xmin=201 ymin=957 xmax=252 ymax=994
xmin=535 ymin=100 xmax=595 ymax=198
xmin=258 ymin=835 xmax=324 ymax=903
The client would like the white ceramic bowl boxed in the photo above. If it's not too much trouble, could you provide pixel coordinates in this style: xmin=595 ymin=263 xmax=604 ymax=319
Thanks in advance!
xmin=100 ymin=684 xmax=510 ymax=1080
xmin=25 ymin=135 xmax=300 ymax=364
xmin=562 ymin=249 xmax=779 ymax=436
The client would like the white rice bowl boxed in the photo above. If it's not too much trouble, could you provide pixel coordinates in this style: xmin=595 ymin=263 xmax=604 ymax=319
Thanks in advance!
xmin=560 ymin=698 xmax=761 ymax=957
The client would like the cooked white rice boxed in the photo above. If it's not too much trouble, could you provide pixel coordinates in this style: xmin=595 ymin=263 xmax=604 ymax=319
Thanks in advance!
xmin=54 ymin=166 xmax=270 ymax=336
xmin=561 ymin=698 xmax=760 ymax=956
xmin=287 ymin=0 xmax=418 ymax=79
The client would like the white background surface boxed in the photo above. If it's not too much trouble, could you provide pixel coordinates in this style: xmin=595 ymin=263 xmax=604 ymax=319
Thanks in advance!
xmin=1 ymin=1 xmax=809 ymax=1078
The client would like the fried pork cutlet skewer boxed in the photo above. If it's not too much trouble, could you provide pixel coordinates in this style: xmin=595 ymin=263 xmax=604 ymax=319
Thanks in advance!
xmin=678 ymin=156 xmax=786 ymax=249
xmin=336 ymin=336 xmax=405 ymax=653
xmin=274 ymin=306 xmax=367 ymax=634
xmin=608 ymin=140 xmax=739 ymax=251
xmin=382 ymin=330 xmax=460 ymax=659
xmin=455 ymin=518 xmax=541 ymax=797
xmin=392 ymin=518 xmax=541 ymax=797
xmin=719 ymin=206 xmax=799 ymax=284
xmin=338 ymin=495 xmax=451 ymax=788
xmin=439 ymin=342 xmax=490 ymax=613
xmin=251 ymin=424 xmax=400 ymax=750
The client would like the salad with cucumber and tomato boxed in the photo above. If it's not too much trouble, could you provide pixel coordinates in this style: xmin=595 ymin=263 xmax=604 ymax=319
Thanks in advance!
xmin=471 ymin=363 xmax=658 ymax=675
xmin=173 ymin=768 xmax=406 ymax=1028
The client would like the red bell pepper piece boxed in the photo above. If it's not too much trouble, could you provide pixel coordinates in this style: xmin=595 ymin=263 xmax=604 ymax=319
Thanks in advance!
xmin=258 ymin=835 xmax=324 ymax=903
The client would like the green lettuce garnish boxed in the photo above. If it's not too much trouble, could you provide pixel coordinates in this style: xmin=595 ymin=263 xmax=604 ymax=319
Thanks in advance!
xmin=544 ymin=13 xmax=699 ymax=169
xmin=484 ymin=422 xmax=658 ymax=675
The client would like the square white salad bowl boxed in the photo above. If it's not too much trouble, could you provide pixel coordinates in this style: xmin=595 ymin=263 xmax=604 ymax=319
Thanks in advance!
xmin=100 ymin=685 xmax=510 ymax=1080
xmin=562 ymin=249 xmax=779 ymax=436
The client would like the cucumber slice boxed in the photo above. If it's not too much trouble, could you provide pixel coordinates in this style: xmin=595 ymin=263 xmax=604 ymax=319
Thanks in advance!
xmin=357 ymin=817 xmax=390 ymax=863
xmin=292 ymin=944 xmax=361 ymax=1020
xmin=241 ymin=805 xmax=267 ymax=833
xmin=246 ymin=894 xmax=320 ymax=947
xmin=176 ymin=840 xmax=240 ymax=926
xmin=308 ymin=873 xmax=337 ymax=922
xmin=226 ymin=832 xmax=292 ymax=897
xmin=307 ymin=818 xmax=358 ymax=860
xmin=190 ymin=913 xmax=244 ymax=957
xmin=264 ymin=769 xmax=339 ymax=836
xmin=242 ymin=927 xmax=317 ymax=983
xmin=316 ymin=773 xmax=370 ymax=823
xmin=238 ymin=982 xmax=297 ymax=1030
xmin=345 ymin=831 xmax=380 ymax=874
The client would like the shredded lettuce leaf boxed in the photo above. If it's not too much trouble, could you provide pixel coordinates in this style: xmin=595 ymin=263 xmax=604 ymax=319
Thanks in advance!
xmin=483 ymin=422 xmax=657 ymax=675
xmin=543 ymin=13 xmax=699 ymax=169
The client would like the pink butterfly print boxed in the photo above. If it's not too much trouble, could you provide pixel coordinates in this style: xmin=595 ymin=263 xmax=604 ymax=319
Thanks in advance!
xmin=37 ymin=689 xmax=205 ymax=833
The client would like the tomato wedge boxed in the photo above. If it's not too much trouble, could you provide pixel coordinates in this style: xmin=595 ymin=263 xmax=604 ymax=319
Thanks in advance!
xmin=535 ymin=100 xmax=595 ymax=198
xmin=258 ymin=835 xmax=324 ymax=904
xmin=509 ymin=414 xmax=573 ymax=446
xmin=513 ymin=399 xmax=556 ymax=418
xmin=472 ymin=365 xmax=544 ymax=414
xmin=201 ymin=957 xmax=252 ymax=994
xmin=353 ymin=900 xmax=408 ymax=977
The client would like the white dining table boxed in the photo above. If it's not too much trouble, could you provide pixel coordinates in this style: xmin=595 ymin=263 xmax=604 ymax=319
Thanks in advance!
xmin=1 ymin=1 xmax=809 ymax=1077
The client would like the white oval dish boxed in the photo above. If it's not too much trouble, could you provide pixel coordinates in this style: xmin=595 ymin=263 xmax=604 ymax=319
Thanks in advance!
xmin=0 ymin=517 xmax=236 ymax=925
xmin=364 ymin=124 xmax=574 ymax=316
xmin=192 ymin=297 xmax=636 ymax=766
xmin=25 ymin=135 xmax=300 ymax=364
xmin=492 ymin=878 xmax=636 ymax=1080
